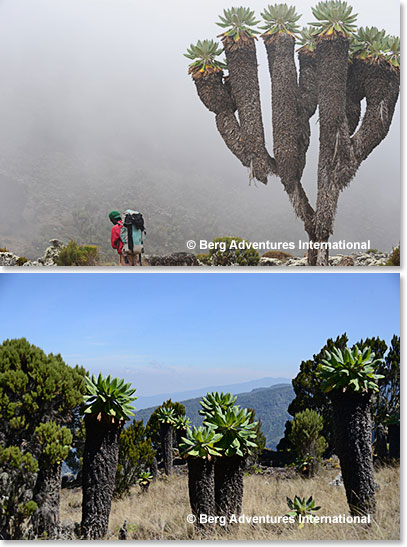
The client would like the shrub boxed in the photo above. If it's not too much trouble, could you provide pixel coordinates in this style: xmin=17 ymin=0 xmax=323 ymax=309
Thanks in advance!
xmin=0 ymin=248 xmax=8 ymax=253
xmin=289 ymin=409 xmax=327 ymax=477
xmin=56 ymin=240 xmax=99 ymax=266
xmin=16 ymin=257 xmax=29 ymax=266
xmin=385 ymin=244 xmax=400 ymax=266
xmin=209 ymin=237 xmax=260 ymax=266
xmin=286 ymin=495 xmax=321 ymax=528
xmin=115 ymin=421 xmax=155 ymax=497
xmin=195 ymin=253 xmax=212 ymax=265
xmin=262 ymin=250 xmax=294 ymax=261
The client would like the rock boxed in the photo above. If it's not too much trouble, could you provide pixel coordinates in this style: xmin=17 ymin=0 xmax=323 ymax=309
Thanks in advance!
xmin=259 ymin=258 xmax=283 ymax=267
xmin=329 ymin=473 xmax=344 ymax=487
xmin=22 ymin=239 xmax=65 ymax=267
xmin=337 ymin=256 xmax=355 ymax=266
xmin=0 ymin=251 xmax=19 ymax=266
xmin=145 ymin=252 xmax=199 ymax=266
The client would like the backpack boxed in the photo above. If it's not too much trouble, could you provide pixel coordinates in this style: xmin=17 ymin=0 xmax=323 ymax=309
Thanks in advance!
xmin=121 ymin=209 xmax=145 ymax=254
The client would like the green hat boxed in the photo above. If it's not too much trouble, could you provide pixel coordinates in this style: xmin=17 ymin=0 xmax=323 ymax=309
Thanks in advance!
xmin=109 ymin=210 xmax=121 ymax=221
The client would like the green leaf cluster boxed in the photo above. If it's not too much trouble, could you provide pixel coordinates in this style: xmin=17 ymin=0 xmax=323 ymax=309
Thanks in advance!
xmin=203 ymin=404 xmax=259 ymax=457
xmin=260 ymin=4 xmax=301 ymax=37
xmin=184 ymin=40 xmax=227 ymax=73
xmin=145 ymin=400 xmax=186 ymax=452
xmin=174 ymin=415 xmax=191 ymax=430
xmin=83 ymin=373 xmax=137 ymax=421
xmin=286 ymin=495 xmax=321 ymax=527
xmin=156 ymin=406 xmax=177 ymax=424
xmin=288 ymin=409 xmax=327 ymax=475
xmin=180 ymin=426 xmax=223 ymax=459
xmin=310 ymin=1 xmax=357 ymax=38
xmin=217 ymin=7 xmax=260 ymax=41
xmin=352 ymin=27 xmax=400 ymax=68
xmin=35 ymin=422 xmax=73 ymax=466
xmin=297 ymin=26 xmax=318 ymax=52
xmin=199 ymin=391 xmax=237 ymax=418
xmin=318 ymin=345 xmax=384 ymax=394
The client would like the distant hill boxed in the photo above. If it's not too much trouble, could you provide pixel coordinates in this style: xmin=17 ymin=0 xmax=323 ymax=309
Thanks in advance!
xmin=136 ymin=376 xmax=291 ymax=410
xmin=134 ymin=383 xmax=294 ymax=450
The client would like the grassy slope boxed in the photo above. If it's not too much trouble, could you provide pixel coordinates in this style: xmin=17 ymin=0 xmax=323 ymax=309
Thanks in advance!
xmin=60 ymin=464 xmax=399 ymax=540
xmin=134 ymin=384 xmax=295 ymax=449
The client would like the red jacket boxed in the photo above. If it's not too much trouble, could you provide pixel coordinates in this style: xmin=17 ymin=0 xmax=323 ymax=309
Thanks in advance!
xmin=111 ymin=221 xmax=124 ymax=255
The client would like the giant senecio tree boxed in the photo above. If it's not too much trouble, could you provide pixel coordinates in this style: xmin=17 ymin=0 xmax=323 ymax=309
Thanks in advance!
xmin=81 ymin=373 xmax=137 ymax=539
xmin=318 ymin=345 xmax=384 ymax=516
xmin=185 ymin=2 xmax=400 ymax=265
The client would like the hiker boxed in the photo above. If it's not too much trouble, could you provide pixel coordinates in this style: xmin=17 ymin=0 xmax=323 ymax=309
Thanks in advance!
xmin=109 ymin=209 xmax=145 ymax=266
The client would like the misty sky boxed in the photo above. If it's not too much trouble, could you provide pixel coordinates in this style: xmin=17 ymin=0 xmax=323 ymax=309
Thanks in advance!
xmin=0 ymin=273 xmax=399 ymax=396
xmin=0 ymin=0 xmax=400 ymax=252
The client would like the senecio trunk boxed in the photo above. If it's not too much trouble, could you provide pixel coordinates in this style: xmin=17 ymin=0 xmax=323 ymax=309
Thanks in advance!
xmin=215 ymin=456 xmax=244 ymax=520
xmin=81 ymin=414 xmax=124 ymax=539
xmin=187 ymin=457 xmax=215 ymax=525
xmin=330 ymin=391 xmax=376 ymax=516
xmin=160 ymin=422 xmax=174 ymax=475
xmin=32 ymin=460 xmax=62 ymax=538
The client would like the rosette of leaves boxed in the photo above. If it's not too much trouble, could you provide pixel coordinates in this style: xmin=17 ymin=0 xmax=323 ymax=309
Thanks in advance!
xmin=385 ymin=36 xmax=400 ymax=69
xmin=351 ymin=27 xmax=389 ymax=64
xmin=156 ymin=406 xmax=177 ymax=425
xmin=203 ymin=405 xmax=258 ymax=457
xmin=180 ymin=426 xmax=223 ymax=459
xmin=297 ymin=26 xmax=318 ymax=53
xmin=138 ymin=471 xmax=153 ymax=493
xmin=260 ymin=4 xmax=301 ymax=37
xmin=309 ymin=1 xmax=357 ymax=38
xmin=286 ymin=495 xmax=321 ymax=528
xmin=318 ymin=345 xmax=384 ymax=393
xmin=174 ymin=415 xmax=191 ymax=430
xmin=216 ymin=7 xmax=260 ymax=41
xmin=83 ymin=373 xmax=137 ymax=421
xmin=199 ymin=391 xmax=237 ymax=418
xmin=184 ymin=40 xmax=227 ymax=77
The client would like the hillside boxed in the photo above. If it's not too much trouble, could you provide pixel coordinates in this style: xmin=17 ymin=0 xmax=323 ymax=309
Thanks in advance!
xmin=134 ymin=383 xmax=294 ymax=449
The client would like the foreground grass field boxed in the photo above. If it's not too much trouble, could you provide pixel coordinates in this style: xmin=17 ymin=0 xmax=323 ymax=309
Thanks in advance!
xmin=60 ymin=464 xmax=399 ymax=540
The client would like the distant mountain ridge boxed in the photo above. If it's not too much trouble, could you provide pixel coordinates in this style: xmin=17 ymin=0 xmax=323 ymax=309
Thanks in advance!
xmin=134 ymin=382 xmax=294 ymax=450
xmin=136 ymin=376 xmax=291 ymax=410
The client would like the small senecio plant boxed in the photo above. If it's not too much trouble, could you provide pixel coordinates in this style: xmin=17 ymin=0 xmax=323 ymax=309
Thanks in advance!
xmin=184 ymin=40 xmax=227 ymax=77
xmin=260 ymin=4 xmax=301 ymax=37
xmin=83 ymin=373 xmax=137 ymax=420
xmin=217 ymin=7 xmax=260 ymax=42
xmin=286 ymin=495 xmax=321 ymax=528
xmin=318 ymin=346 xmax=384 ymax=393
xmin=180 ymin=426 xmax=223 ymax=459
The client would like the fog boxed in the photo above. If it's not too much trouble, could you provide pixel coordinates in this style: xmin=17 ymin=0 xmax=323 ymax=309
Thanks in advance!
xmin=0 ymin=0 xmax=400 ymax=257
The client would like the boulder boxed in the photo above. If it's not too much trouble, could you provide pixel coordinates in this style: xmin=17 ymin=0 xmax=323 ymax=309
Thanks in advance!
xmin=145 ymin=252 xmax=199 ymax=266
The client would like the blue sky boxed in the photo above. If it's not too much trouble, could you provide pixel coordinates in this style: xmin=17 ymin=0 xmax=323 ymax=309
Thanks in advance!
xmin=0 ymin=273 xmax=399 ymax=396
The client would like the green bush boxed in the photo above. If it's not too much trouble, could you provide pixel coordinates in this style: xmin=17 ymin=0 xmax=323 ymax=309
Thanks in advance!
xmin=262 ymin=250 xmax=294 ymax=261
xmin=16 ymin=257 xmax=28 ymax=266
xmin=385 ymin=244 xmax=400 ymax=266
xmin=288 ymin=409 xmax=327 ymax=477
xmin=209 ymin=237 xmax=260 ymax=266
xmin=0 ymin=248 xmax=8 ymax=253
xmin=195 ymin=253 xmax=211 ymax=265
xmin=115 ymin=420 xmax=155 ymax=497
xmin=56 ymin=240 xmax=99 ymax=266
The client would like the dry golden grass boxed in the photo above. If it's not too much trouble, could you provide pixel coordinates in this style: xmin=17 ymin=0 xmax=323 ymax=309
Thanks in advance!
xmin=60 ymin=464 xmax=399 ymax=540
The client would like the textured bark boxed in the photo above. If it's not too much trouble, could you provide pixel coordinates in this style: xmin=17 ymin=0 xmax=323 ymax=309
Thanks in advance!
xmin=151 ymin=456 xmax=158 ymax=479
xmin=187 ymin=457 xmax=215 ymax=525
xmin=32 ymin=460 xmax=62 ymax=538
xmin=388 ymin=424 xmax=400 ymax=459
xmin=214 ymin=456 xmax=244 ymax=520
xmin=81 ymin=415 xmax=123 ymax=539
xmin=346 ymin=61 xmax=365 ymax=135
xmin=160 ymin=422 xmax=173 ymax=475
xmin=193 ymin=70 xmax=249 ymax=168
xmin=315 ymin=36 xmax=355 ymax=266
xmin=330 ymin=391 xmax=376 ymax=516
xmin=298 ymin=50 xmax=318 ymax=176
xmin=264 ymin=35 xmax=315 ymax=238
xmin=222 ymin=36 xmax=275 ymax=183
xmin=375 ymin=424 xmax=388 ymax=461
